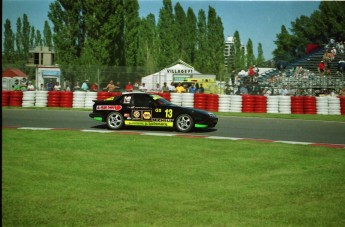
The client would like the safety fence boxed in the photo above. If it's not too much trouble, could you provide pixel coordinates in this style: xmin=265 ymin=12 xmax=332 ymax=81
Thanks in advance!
xmin=2 ymin=91 xmax=345 ymax=115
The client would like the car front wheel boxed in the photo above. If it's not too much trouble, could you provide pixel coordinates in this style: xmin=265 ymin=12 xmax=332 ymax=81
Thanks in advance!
xmin=175 ymin=114 xmax=194 ymax=132
xmin=106 ymin=112 xmax=124 ymax=130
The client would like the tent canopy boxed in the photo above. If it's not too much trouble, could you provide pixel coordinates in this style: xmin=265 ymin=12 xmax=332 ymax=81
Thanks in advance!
xmin=2 ymin=68 xmax=28 ymax=78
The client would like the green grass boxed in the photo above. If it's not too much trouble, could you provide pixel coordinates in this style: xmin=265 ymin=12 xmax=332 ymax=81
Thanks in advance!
xmin=2 ymin=129 xmax=345 ymax=226
xmin=3 ymin=106 xmax=345 ymax=122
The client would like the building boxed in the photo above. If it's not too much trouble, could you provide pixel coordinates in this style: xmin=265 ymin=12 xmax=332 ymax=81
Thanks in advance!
xmin=224 ymin=36 xmax=235 ymax=67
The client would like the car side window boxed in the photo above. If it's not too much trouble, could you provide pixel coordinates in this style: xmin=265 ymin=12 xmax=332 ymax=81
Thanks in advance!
xmin=134 ymin=95 xmax=152 ymax=107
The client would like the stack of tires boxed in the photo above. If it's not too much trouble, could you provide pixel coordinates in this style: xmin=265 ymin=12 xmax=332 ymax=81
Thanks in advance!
xmin=254 ymin=95 xmax=267 ymax=113
xmin=328 ymin=97 xmax=341 ymax=115
xmin=278 ymin=96 xmax=291 ymax=114
xmin=60 ymin=91 xmax=73 ymax=108
xmin=316 ymin=97 xmax=328 ymax=115
xmin=303 ymin=96 xmax=317 ymax=114
xmin=291 ymin=96 xmax=304 ymax=114
xmin=72 ymin=91 xmax=86 ymax=108
xmin=97 ymin=92 xmax=118 ymax=100
xmin=218 ymin=95 xmax=231 ymax=112
xmin=181 ymin=93 xmax=194 ymax=108
xmin=267 ymin=96 xmax=279 ymax=113
xmin=85 ymin=92 xmax=97 ymax=109
xmin=9 ymin=91 xmax=23 ymax=107
xmin=22 ymin=91 xmax=36 ymax=107
xmin=194 ymin=93 xmax=207 ymax=110
xmin=170 ymin=93 xmax=183 ymax=106
xmin=340 ymin=96 xmax=345 ymax=115
xmin=35 ymin=91 xmax=48 ymax=107
xmin=48 ymin=91 xmax=61 ymax=107
xmin=229 ymin=95 xmax=242 ymax=112
xmin=242 ymin=95 xmax=254 ymax=113
xmin=2 ymin=91 xmax=10 ymax=106
xmin=206 ymin=94 xmax=218 ymax=112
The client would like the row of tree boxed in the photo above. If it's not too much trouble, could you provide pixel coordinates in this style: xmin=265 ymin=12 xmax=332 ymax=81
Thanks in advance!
xmin=273 ymin=1 xmax=345 ymax=62
xmin=3 ymin=0 xmax=267 ymax=83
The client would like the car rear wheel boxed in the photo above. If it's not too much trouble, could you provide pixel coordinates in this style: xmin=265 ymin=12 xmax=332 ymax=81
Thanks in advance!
xmin=175 ymin=114 xmax=194 ymax=132
xmin=106 ymin=112 xmax=124 ymax=130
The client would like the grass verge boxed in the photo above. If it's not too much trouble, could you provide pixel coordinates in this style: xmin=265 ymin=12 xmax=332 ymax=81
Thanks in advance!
xmin=2 ymin=129 xmax=345 ymax=226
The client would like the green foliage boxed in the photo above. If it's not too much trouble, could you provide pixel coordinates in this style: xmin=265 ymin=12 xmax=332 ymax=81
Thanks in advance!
xmin=3 ymin=129 xmax=345 ymax=226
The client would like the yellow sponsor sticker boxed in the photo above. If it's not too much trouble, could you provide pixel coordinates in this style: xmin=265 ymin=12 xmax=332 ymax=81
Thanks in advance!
xmin=125 ymin=120 xmax=173 ymax=127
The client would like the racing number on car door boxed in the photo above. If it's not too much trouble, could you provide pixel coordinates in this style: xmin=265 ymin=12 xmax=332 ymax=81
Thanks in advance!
xmin=165 ymin=109 xmax=173 ymax=118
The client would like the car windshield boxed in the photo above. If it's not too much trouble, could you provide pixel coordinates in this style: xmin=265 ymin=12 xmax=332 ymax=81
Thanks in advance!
xmin=149 ymin=94 xmax=174 ymax=106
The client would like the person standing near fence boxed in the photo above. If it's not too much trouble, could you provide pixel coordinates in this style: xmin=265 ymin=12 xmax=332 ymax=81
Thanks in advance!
xmin=103 ymin=80 xmax=115 ymax=92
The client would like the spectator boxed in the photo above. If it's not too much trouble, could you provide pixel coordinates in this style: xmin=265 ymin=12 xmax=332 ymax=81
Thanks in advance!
xmin=139 ymin=83 xmax=148 ymax=92
xmin=189 ymin=83 xmax=197 ymax=93
xmin=279 ymin=85 xmax=289 ymax=96
xmin=176 ymin=83 xmax=185 ymax=93
xmin=103 ymin=80 xmax=115 ymax=92
xmin=262 ymin=87 xmax=272 ymax=96
xmin=339 ymin=87 xmax=345 ymax=96
xmin=27 ymin=81 xmax=35 ymax=91
xmin=54 ymin=82 xmax=61 ymax=91
xmin=12 ymin=79 xmax=20 ymax=91
xmin=114 ymin=81 xmax=121 ymax=92
xmin=47 ymin=81 xmax=54 ymax=91
xmin=81 ymin=80 xmax=89 ymax=91
xmin=125 ymin=81 xmax=134 ymax=92
xmin=20 ymin=78 xmax=28 ymax=91
xmin=168 ymin=82 xmax=176 ymax=92
xmin=65 ymin=85 xmax=71 ymax=92
xmin=38 ymin=83 xmax=45 ymax=91
xmin=161 ymin=82 xmax=169 ymax=93
xmin=198 ymin=83 xmax=205 ymax=93
xmin=90 ymin=82 xmax=98 ymax=92
xmin=248 ymin=66 xmax=255 ymax=82
xmin=73 ymin=81 xmax=80 ymax=91
xmin=239 ymin=84 xmax=248 ymax=94
xmin=318 ymin=61 xmax=325 ymax=76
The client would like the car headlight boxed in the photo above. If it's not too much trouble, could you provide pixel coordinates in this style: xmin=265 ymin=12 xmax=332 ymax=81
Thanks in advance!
xmin=208 ymin=113 xmax=216 ymax=118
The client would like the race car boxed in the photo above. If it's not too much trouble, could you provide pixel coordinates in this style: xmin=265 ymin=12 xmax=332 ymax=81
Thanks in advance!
xmin=89 ymin=93 xmax=218 ymax=132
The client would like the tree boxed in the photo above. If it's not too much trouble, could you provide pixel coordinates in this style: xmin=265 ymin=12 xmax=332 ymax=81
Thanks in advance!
xmin=256 ymin=43 xmax=265 ymax=67
xmin=35 ymin=30 xmax=43 ymax=47
xmin=43 ymin=20 xmax=53 ymax=48
xmin=157 ymin=0 xmax=177 ymax=68
xmin=246 ymin=39 xmax=255 ymax=67
xmin=124 ymin=0 xmax=140 ymax=66
xmin=273 ymin=25 xmax=293 ymax=62
xmin=185 ymin=7 xmax=197 ymax=65
xmin=16 ymin=17 xmax=23 ymax=59
xmin=22 ymin=14 xmax=31 ymax=59
xmin=195 ymin=9 xmax=208 ymax=73
xmin=233 ymin=31 xmax=245 ymax=72
xmin=174 ymin=2 xmax=187 ymax=60
xmin=3 ymin=19 xmax=15 ymax=64
xmin=30 ymin=26 xmax=35 ymax=49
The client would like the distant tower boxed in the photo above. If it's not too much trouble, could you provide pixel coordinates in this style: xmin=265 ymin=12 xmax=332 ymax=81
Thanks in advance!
xmin=224 ymin=36 xmax=235 ymax=67
xmin=26 ymin=46 xmax=55 ymax=67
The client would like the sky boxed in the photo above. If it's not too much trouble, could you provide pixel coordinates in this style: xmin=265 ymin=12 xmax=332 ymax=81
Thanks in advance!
xmin=2 ymin=0 xmax=321 ymax=60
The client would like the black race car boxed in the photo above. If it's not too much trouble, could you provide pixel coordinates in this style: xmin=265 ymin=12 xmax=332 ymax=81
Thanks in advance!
xmin=89 ymin=93 xmax=218 ymax=132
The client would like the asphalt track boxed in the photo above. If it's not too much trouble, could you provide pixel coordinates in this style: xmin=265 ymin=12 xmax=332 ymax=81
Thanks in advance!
xmin=2 ymin=109 xmax=345 ymax=146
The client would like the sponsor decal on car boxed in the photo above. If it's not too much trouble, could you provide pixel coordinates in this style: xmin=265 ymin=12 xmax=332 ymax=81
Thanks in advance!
xmin=125 ymin=120 xmax=173 ymax=127
xmin=142 ymin=111 xmax=152 ymax=120
xmin=96 ymin=105 xmax=122 ymax=111
xmin=152 ymin=118 xmax=174 ymax=122
xmin=133 ymin=111 xmax=141 ymax=119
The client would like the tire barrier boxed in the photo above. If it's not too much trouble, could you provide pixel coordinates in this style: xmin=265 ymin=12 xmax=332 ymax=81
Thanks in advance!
xmin=35 ymin=91 xmax=48 ymax=107
xmin=340 ymin=97 xmax=345 ymax=115
xmin=267 ymin=96 xmax=279 ymax=114
xmin=22 ymin=91 xmax=36 ymax=107
xmin=206 ymin=94 xmax=219 ymax=112
xmin=218 ymin=94 xmax=231 ymax=112
xmin=229 ymin=95 xmax=242 ymax=112
xmin=60 ymin=91 xmax=73 ymax=108
xmin=85 ymin=92 xmax=97 ymax=109
xmin=48 ymin=91 xmax=61 ymax=107
xmin=170 ymin=93 xmax=182 ymax=106
xmin=4 ymin=91 xmax=344 ymax=115
xmin=291 ymin=96 xmax=304 ymax=114
xmin=254 ymin=95 xmax=267 ymax=113
xmin=242 ymin=95 xmax=254 ymax=113
xmin=72 ymin=91 xmax=86 ymax=108
xmin=328 ymin=96 xmax=341 ymax=115
xmin=181 ymin=93 xmax=194 ymax=108
xmin=303 ymin=96 xmax=316 ymax=115
xmin=193 ymin=93 xmax=207 ymax=110
xmin=2 ymin=91 xmax=11 ymax=106
xmin=278 ymin=96 xmax=291 ymax=114
xmin=9 ymin=91 xmax=23 ymax=107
